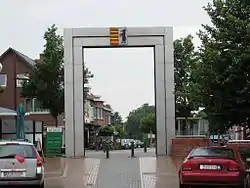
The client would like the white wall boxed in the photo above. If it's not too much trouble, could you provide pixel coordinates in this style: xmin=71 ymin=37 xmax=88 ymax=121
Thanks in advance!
xmin=84 ymin=99 xmax=94 ymax=123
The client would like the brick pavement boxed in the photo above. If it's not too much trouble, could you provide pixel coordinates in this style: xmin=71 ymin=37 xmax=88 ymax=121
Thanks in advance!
xmin=94 ymin=154 xmax=142 ymax=188
xmin=45 ymin=149 xmax=181 ymax=188
xmin=88 ymin=148 xmax=179 ymax=188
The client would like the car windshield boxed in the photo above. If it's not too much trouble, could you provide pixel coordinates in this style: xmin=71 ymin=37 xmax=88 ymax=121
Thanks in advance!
xmin=0 ymin=144 xmax=36 ymax=158
xmin=190 ymin=147 xmax=235 ymax=159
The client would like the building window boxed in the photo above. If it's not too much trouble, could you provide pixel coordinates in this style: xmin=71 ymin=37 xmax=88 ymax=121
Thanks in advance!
xmin=95 ymin=108 xmax=103 ymax=119
xmin=99 ymin=108 xmax=103 ymax=119
xmin=93 ymin=107 xmax=97 ymax=119
xmin=98 ymin=108 xmax=101 ymax=119
xmin=0 ymin=74 xmax=7 ymax=87
xmin=30 ymin=98 xmax=49 ymax=112
xmin=16 ymin=74 xmax=29 ymax=87
xmin=108 ymin=115 xmax=111 ymax=125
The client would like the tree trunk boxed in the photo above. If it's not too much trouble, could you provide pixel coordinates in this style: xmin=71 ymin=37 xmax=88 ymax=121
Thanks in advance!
xmin=218 ymin=132 xmax=221 ymax=146
xmin=55 ymin=116 xmax=58 ymax=127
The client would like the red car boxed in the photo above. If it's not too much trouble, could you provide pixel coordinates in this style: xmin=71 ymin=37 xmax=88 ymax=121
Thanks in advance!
xmin=179 ymin=146 xmax=250 ymax=188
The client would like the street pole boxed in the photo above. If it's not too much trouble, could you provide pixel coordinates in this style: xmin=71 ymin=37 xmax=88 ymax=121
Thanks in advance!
xmin=131 ymin=141 xmax=135 ymax=158
xmin=83 ymin=88 xmax=86 ymax=157
xmin=14 ymin=54 xmax=17 ymax=110
xmin=106 ymin=141 xmax=109 ymax=158
xmin=14 ymin=55 xmax=18 ymax=139
xmin=83 ymin=97 xmax=85 ymax=157
xmin=83 ymin=86 xmax=90 ymax=157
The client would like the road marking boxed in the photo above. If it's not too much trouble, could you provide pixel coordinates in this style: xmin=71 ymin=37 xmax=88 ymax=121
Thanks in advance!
xmin=83 ymin=158 xmax=101 ymax=186
xmin=62 ymin=161 xmax=69 ymax=178
xmin=45 ymin=161 xmax=68 ymax=181
xmin=139 ymin=157 xmax=156 ymax=188
xmin=44 ymin=159 xmax=66 ymax=175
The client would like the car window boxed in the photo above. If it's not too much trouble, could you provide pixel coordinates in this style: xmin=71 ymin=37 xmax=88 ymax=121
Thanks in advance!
xmin=191 ymin=148 xmax=235 ymax=159
xmin=0 ymin=144 xmax=36 ymax=158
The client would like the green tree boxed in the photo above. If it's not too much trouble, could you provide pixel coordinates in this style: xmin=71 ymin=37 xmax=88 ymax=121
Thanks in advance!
xmin=197 ymin=0 xmax=250 ymax=132
xmin=174 ymin=35 xmax=200 ymax=117
xmin=112 ymin=111 xmax=123 ymax=125
xmin=125 ymin=103 xmax=155 ymax=139
xmin=22 ymin=25 xmax=64 ymax=124
xmin=100 ymin=125 xmax=114 ymax=134
xmin=84 ymin=65 xmax=93 ymax=85
xmin=22 ymin=24 xmax=93 ymax=125
xmin=140 ymin=113 xmax=156 ymax=134
xmin=84 ymin=65 xmax=93 ymax=97
xmin=114 ymin=124 xmax=125 ymax=137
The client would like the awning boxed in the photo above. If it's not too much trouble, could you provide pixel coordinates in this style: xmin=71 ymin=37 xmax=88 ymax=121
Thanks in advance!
xmin=0 ymin=107 xmax=17 ymax=116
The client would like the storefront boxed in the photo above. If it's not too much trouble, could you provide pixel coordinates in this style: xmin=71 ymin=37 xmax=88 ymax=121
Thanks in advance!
xmin=0 ymin=118 xmax=44 ymax=147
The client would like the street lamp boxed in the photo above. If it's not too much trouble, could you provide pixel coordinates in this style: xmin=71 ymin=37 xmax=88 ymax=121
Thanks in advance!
xmin=83 ymin=85 xmax=90 ymax=156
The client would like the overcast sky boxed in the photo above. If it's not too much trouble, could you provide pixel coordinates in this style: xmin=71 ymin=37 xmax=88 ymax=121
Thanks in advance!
xmin=0 ymin=0 xmax=211 ymax=119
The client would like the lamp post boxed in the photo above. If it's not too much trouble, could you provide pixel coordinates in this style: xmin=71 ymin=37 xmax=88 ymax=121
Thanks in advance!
xmin=83 ymin=85 xmax=90 ymax=156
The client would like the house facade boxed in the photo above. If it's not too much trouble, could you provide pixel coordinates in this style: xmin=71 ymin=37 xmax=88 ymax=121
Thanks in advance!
xmin=84 ymin=90 xmax=113 ymax=148
xmin=0 ymin=47 xmax=113 ymax=149
xmin=0 ymin=48 xmax=61 ymax=146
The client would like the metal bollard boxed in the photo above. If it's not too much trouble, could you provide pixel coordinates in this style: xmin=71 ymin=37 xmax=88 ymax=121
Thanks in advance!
xmin=131 ymin=141 xmax=135 ymax=158
xmin=144 ymin=141 xmax=147 ymax=153
xmin=106 ymin=142 xmax=109 ymax=159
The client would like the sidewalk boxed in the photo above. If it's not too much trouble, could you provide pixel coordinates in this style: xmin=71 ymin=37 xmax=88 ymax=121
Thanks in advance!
xmin=44 ymin=149 xmax=181 ymax=188
xmin=87 ymin=149 xmax=180 ymax=188
xmin=44 ymin=158 xmax=66 ymax=178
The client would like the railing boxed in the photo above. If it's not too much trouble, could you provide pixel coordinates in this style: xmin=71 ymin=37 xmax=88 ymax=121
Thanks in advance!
xmin=26 ymin=98 xmax=50 ymax=114
xmin=175 ymin=130 xmax=208 ymax=136
xmin=30 ymin=108 xmax=50 ymax=114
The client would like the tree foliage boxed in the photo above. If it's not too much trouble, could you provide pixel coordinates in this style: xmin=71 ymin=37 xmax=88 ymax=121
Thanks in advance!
xmin=112 ymin=111 xmax=123 ymax=125
xmin=22 ymin=24 xmax=94 ymax=123
xmin=140 ymin=113 xmax=156 ymax=134
xmin=114 ymin=124 xmax=125 ymax=137
xmin=22 ymin=25 xmax=64 ymax=120
xmin=125 ymin=103 xmax=155 ymax=139
xmin=197 ymin=0 xmax=250 ymax=132
xmin=84 ymin=65 xmax=93 ymax=85
xmin=174 ymin=35 xmax=201 ymax=117
xmin=101 ymin=125 xmax=115 ymax=134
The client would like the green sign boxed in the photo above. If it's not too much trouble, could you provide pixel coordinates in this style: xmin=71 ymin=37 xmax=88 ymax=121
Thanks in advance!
xmin=45 ymin=127 xmax=62 ymax=157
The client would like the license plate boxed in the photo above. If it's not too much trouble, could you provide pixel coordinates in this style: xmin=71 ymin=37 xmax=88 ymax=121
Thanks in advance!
xmin=200 ymin=164 xmax=221 ymax=170
xmin=2 ymin=172 xmax=25 ymax=177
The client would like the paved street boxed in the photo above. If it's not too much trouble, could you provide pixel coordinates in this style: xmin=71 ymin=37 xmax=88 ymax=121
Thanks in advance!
xmin=45 ymin=149 xmax=180 ymax=188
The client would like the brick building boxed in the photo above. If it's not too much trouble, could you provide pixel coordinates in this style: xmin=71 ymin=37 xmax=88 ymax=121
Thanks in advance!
xmin=84 ymin=88 xmax=113 ymax=148
xmin=0 ymin=48 xmax=62 ymax=145
xmin=0 ymin=47 xmax=113 ymax=149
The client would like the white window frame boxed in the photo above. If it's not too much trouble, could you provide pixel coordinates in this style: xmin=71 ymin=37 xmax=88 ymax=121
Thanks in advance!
xmin=108 ymin=115 xmax=111 ymax=125
xmin=0 ymin=74 xmax=7 ymax=87
xmin=16 ymin=79 xmax=24 ymax=87
xmin=16 ymin=73 xmax=29 ymax=87
xmin=98 ymin=108 xmax=101 ymax=119
xmin=93 ymin=107 xmax=97 ymax=119
xmin=101 ymin=108 xmax=103 ymax=119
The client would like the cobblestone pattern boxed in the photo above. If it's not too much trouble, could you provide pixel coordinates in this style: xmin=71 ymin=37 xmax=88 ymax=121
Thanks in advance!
xmin=139 ymin=157 xmax=156 ymax=188
xmin=94 ymin=155 xmax=142 ymax=188
xmin=44 ymin=150 xmax=180 ymax=188
xmin=139 ymin=156 xmax=179 ymax=188
xmin=83 ymin=158 xmax=101 ymax=186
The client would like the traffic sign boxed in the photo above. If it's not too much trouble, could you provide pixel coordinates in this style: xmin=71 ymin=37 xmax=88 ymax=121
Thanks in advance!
xmin=109 ymin=27 xmax=128 ymax=46
xmin=47 ymin=127 xmax=62 ymax=132
xmin=45 ymin=127 xmax=62 ymax=157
